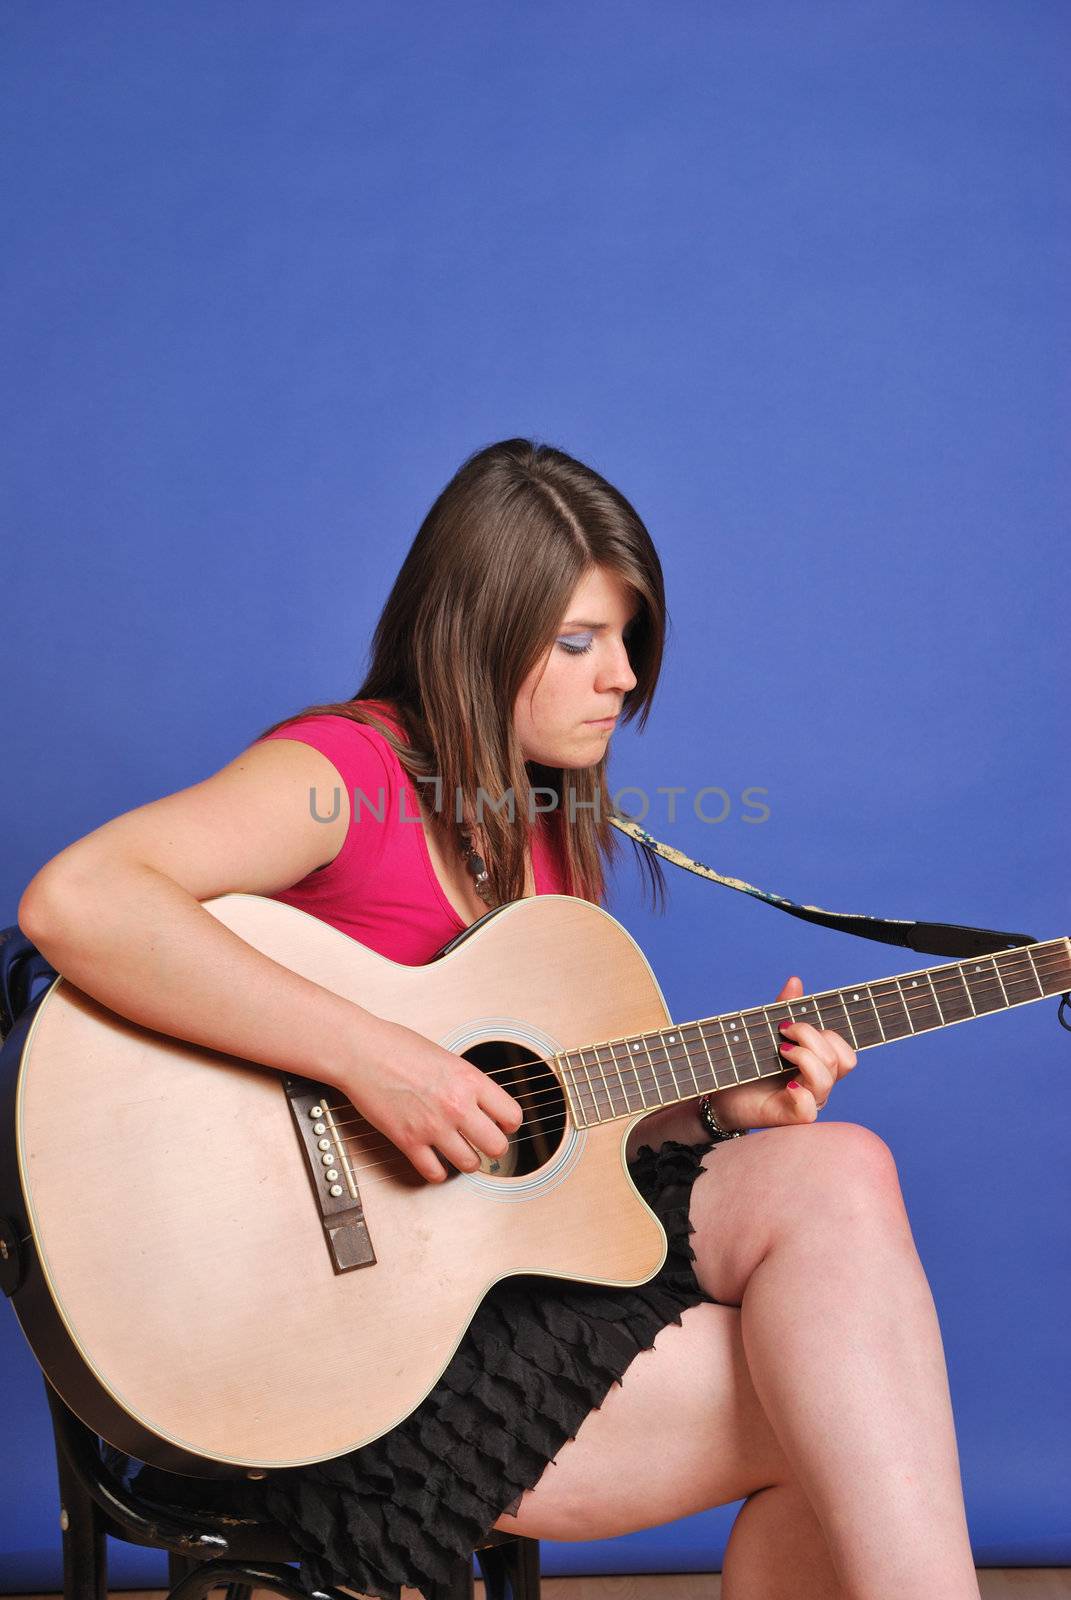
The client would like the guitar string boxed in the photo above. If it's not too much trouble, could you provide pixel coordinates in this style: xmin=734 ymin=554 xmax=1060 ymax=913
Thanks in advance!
xmin=325 ymin=957 xmax=1071 ymax=1182
xmin=322 ymin=947 xmax=1071 ymax=1153
xmin=323 ymin=951 xmax=1053 ymax=1191
xmin=323 ymin=944 xmax=1071 ymax=1129
xmin=320 ymin=947 xmax=1070 ymax=1142
xmin=333 ymin=1116 xmax=642 ymax=1188
xmin=345 ymin=944 xmax=1068 ymax=1105
xmin=328 ymin=960 xmax=1069 ymax=1152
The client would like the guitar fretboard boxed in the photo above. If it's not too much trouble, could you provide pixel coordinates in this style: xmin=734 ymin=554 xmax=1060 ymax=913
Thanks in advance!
xmin=557 ymin=937 xmax=1071 ymax=1127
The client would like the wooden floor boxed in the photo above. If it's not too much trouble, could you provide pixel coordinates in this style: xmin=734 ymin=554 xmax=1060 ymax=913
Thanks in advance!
xmin=497 ymin=1579 xmax=1066 ymax=1599
xmin=520 ymin=1577 xmax=1066 ymax=1600
xmin=13 ymin=1575 xmax=1067 ymax=1599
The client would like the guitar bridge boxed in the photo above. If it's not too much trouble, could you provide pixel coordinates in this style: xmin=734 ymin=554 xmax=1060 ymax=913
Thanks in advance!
xmin=284 ymin=1077 xmax=377 ymax=1272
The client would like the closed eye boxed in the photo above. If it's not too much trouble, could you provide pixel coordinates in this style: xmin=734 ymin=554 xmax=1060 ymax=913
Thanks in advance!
xmin=556 ymin=624 xmax=637 ymax=658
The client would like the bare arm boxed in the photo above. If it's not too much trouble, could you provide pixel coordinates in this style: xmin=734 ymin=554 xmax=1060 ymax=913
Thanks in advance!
xmin=18 ymin=738 xmax=521 ymax=1180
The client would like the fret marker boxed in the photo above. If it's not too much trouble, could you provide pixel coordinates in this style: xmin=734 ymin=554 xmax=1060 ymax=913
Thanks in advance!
xmin=911 ymin=980 xmax=918 ymax=987
xmin=668 ymin=1034 xmax=677 ymax=1043
xmin=632 ymin=1042 xmax=641 ymax=1052
xmin=853 ymin=992 xmax=860 ymax=1000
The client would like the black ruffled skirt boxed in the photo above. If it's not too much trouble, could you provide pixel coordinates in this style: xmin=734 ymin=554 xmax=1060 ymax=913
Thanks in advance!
xmin=131 ymin=1138 xmax=720 ymax=1600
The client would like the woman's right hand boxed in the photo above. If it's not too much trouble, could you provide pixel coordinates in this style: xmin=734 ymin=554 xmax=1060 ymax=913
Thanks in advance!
xmin=341 ymin=1016 xmax=525 ymax=1183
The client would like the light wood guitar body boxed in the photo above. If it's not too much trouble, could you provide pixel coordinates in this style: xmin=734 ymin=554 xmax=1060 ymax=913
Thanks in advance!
xmin=4 ymin=894 xmax=671 ymax=1474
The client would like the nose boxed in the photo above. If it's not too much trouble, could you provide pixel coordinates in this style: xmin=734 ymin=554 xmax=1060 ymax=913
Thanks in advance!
xmin=597 ymin=635 xmax=638 ymax=698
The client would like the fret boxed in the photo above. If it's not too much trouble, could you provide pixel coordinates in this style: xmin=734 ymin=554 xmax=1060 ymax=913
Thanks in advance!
xmin=652 ymin=1032 xmax=679 ymax=1102
xmin=761 ymin=1007 xmax=783 ymax=1058
xmin=839 ymin=986 xmax=884 ymax=1048
xmin=1019 ymin=947 xmax=1046 ymax=1001
xmin=633 ymin=1030 xmax=659 ymax=1107
xmin=989 ymin=959 xmax=1011 ymax=1009
xmin=936 ymin=967 xmax=976 ymax=1023
xmin=737 ymin=1008 xmax=779 ymax=1079
xmin=899 ymin=973 xmax=943 ymax=1033
xmin=610 ymin=1043 xmax=637 ymax=1116
xmin=955 ymin=967 xmax=977 ymax=1017
xmin=710 ymin=1018 xmax=745 ymax=1090
xmin=960 ymin=959 xmax=1006 ymax=1017
xmin=1050 ymin=940 xmax=1071 ymax=994
xmin=866 ymin=985 xmax=887 ymax=1042
xmin=786 ymin=991 xmax=829 ymax=1043
xmin=622 ymin=1044 xmax=646 ymax=1111
xmin=924 ymin=971 xmax=947 ymax=1024
xmin=720 ymin=1013 xmax=759 ymax=1082
xmin=700 ymin=1018 xmax=739 ymax=1092
xmin=813 ymin=991 xmax=858 ymax=1049
xmin=628 ymin=1035 xmax=665 ymax=1105
xmin=597 ymin=1042 xmax=637 ymax=1114
xmin=707 ymin=1021 xmax=741 ymax=1090
xmin=656 ymin=1033 xmax=682 ymax=1103
xmin=998 ymin=947 xmax=1037 ymax=998
xmin=579 ymin=1047 xmax=615 ymax=1121
xmin=763 ymin=1006 xmax=795 ymax=1075
xmin=618 ymin=1036 xmax=650 ymax=1109
xmin=740 ymin=1011 xmax=764 ymax=1078
xmin=567 ymin=1048 xmax=595 ymax=1121
xmin=866 ymin=980 xmax=913 ymax=1041
xmin=598 ymin=1043 xmax=630 ymax=1120
xmin=562 ymin=1055 xmax=596 ymax=1127
xmin=574 ymin=1047 xmax=599 ymax=1120
xmin=666 ymin=1028 xmax=702 ymax=1097
xmin=681 ymin=1020 xmax=716 ymax=1096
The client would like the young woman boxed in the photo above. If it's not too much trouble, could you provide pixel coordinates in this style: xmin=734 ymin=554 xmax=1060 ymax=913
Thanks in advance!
xmin=18 ymin=439 xmax=980 ymax=1600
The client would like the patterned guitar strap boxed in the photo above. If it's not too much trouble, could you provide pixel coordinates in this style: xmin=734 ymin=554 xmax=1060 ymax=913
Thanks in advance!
xmin=607 ymin=814 xmax=1071 ymax=1031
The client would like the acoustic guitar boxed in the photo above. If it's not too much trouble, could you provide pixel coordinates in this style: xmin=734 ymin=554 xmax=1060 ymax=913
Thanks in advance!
xmin=2 ymin=891 xmax=1067 ymax=1478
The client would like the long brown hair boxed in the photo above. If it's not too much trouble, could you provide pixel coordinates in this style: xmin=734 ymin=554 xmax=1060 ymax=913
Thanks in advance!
xmin=258 ymin=438 xmax=669 ymax=911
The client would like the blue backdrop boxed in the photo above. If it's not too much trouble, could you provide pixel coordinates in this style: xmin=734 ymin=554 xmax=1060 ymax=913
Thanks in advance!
xmin=2 ymin=0 xmax=1068 ymax=1585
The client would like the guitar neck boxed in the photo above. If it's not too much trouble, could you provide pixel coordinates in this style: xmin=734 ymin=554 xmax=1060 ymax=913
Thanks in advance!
xmin=557 ymin=937 xmax=1071 ymax=1127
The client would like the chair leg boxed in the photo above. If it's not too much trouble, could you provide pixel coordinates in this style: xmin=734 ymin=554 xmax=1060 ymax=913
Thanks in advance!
xmin=476 ymin=1538 xmax=540 ymax=1600
xmin=508 ymin=1536 xmax=541 ymax=1600
xmin=53 ymin=1429 xmax=107 ymax=1600
xmin=475 ymin=1542 xmax=508 ymax=1600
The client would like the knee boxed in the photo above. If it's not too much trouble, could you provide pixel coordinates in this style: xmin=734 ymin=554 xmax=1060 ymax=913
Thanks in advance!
xmin=778 ymin=1120 xmax=905 ymax=1217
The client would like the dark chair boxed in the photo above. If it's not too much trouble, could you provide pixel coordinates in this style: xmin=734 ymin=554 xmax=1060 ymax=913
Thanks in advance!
xmin=43 ymin=1378 xmax=541 ymax=1600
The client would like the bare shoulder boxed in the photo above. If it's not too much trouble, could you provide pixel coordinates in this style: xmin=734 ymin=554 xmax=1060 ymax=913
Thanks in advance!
xmin=20 ymin=736 xmax=351 ymax=916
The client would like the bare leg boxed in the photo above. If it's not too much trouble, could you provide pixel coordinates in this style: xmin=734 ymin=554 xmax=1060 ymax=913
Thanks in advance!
xmin=496 ymin=1122 xmax=978 ymax=1600
xmin=723 ymin=1481 xmax=845 ymax=1600
xmin=495 ymin=1299 xmax=845 ymax=1599
xmin=690 ymin=1123 xmax=977 ymax=1598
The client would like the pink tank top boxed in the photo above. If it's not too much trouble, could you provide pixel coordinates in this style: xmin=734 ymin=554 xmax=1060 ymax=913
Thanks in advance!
xmin=252 ymin=701 xmax=568 ymax=965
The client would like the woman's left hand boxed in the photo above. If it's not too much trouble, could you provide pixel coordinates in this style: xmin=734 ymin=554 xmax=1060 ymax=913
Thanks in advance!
xmin=710 ymin=973 xmax=857 ymax=1131
xmin=623 ymin=975 xmax=858 ymax=1160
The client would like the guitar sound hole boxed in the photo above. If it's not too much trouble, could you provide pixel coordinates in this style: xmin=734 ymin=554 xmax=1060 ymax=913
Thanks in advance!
xmin=461 ymin=1041 xmax=567 ymax=1178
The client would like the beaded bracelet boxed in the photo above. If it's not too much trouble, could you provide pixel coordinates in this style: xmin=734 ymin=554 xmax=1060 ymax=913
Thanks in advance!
xmin=698 ymin=1093 xmax=748 ymax=1143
